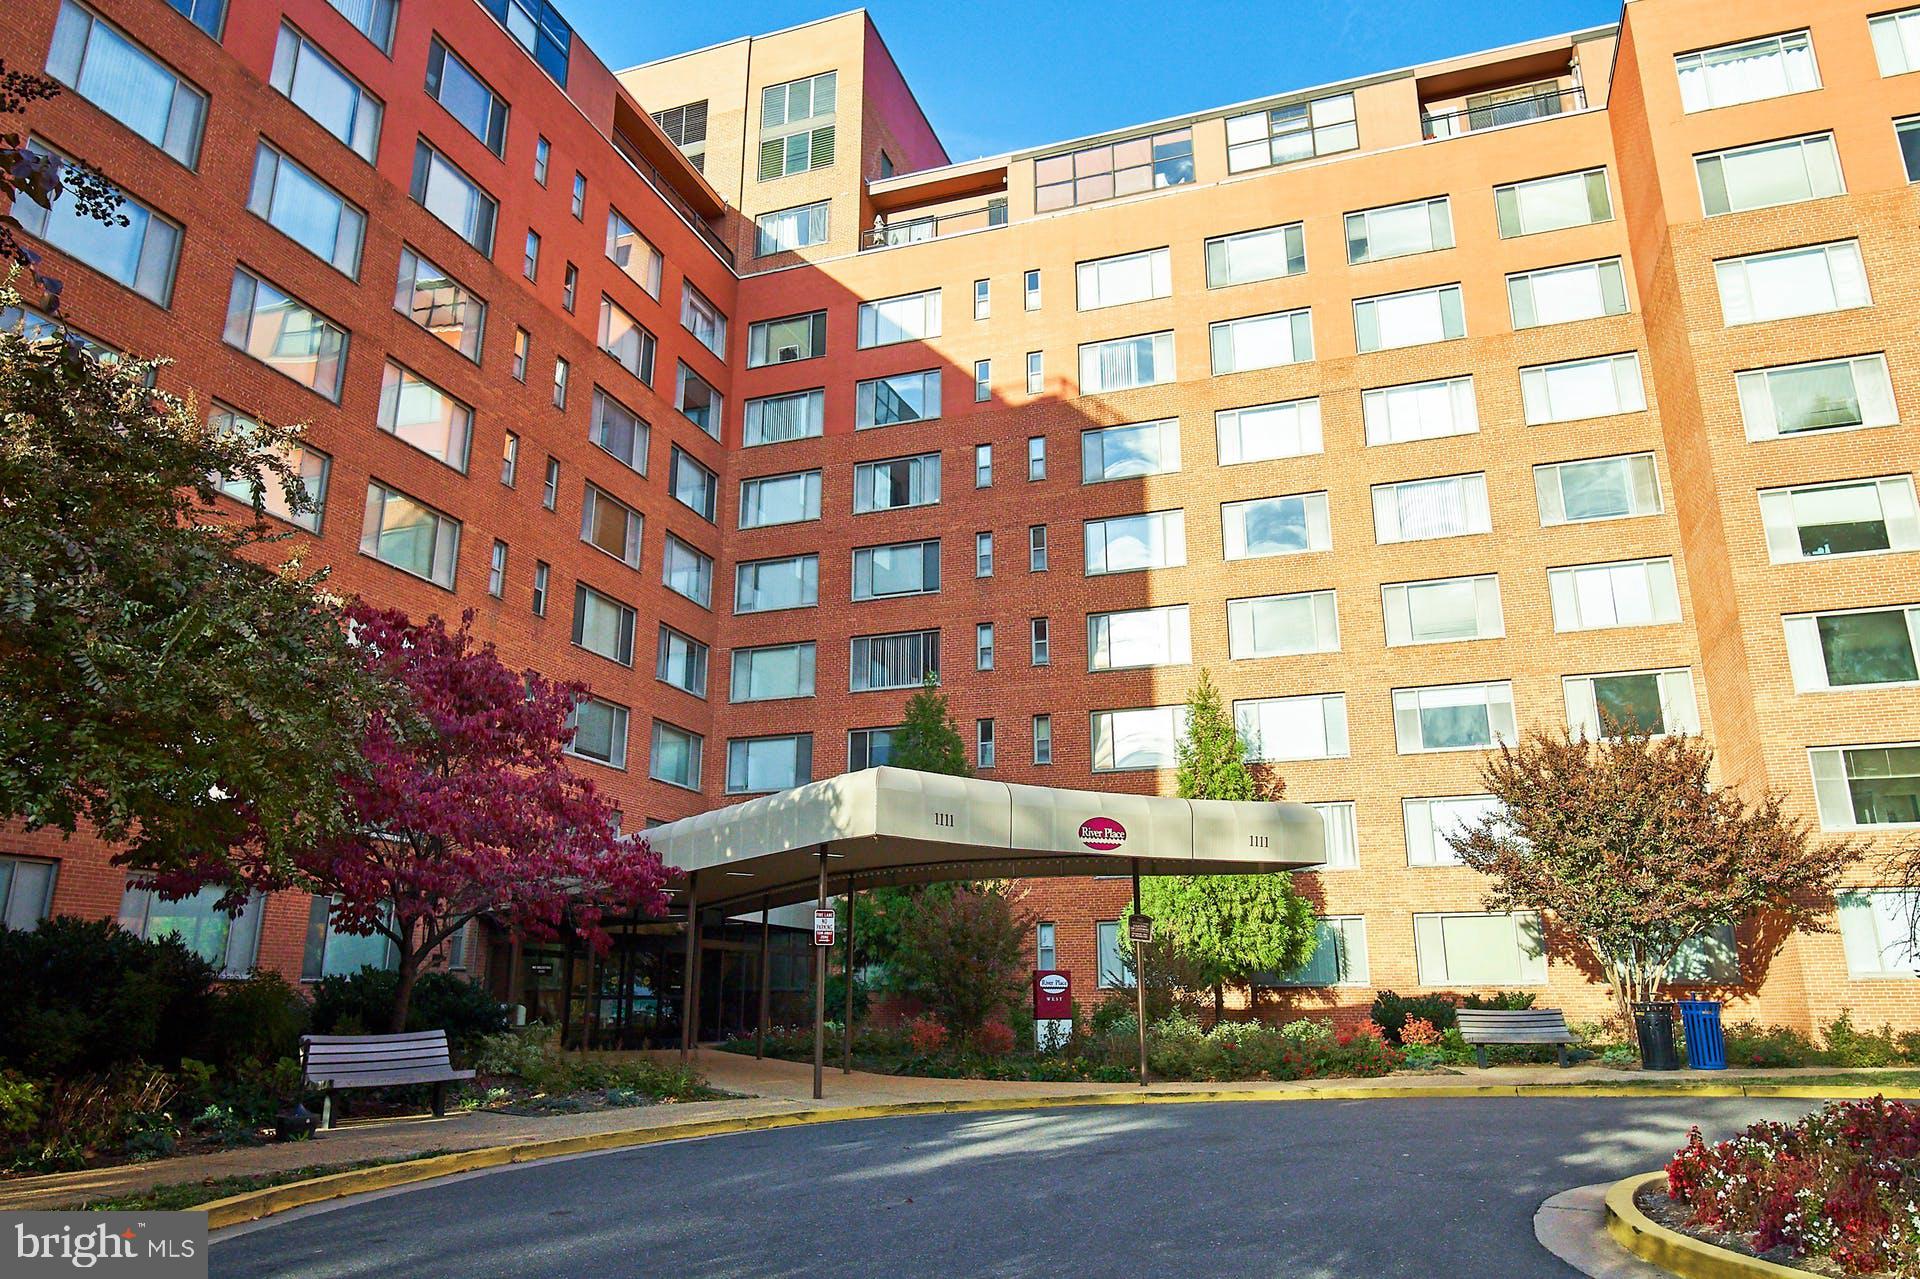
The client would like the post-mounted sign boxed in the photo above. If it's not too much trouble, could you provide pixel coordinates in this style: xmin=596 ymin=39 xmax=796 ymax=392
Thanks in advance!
xmin=1032 ymin=970 xmax=1072 ymax=1018
xmin=1128 ymin=913 xmax=1152 ymax=944
xmin=813 ymin=909 xmax=836 ymax=946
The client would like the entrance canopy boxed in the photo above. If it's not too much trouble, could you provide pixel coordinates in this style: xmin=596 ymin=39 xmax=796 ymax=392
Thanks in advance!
xmin=644 ymin=766 xmax=1326 ymax=910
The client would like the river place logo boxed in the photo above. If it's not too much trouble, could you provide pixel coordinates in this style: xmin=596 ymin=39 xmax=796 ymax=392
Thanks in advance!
xmin=1078 ymin=817 xmax=1127 ymax=851
xmin=6 ymin=1213 xmax=205 ymax=1277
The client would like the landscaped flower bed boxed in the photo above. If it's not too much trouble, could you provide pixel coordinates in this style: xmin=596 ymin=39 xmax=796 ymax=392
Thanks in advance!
xmin=1663 ymin=1096 xmax=1920 ymax=1276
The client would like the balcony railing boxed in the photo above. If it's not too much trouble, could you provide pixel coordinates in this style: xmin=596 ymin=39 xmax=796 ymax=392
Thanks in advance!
xmin=861 ymin=200 xmax=1009 ymax=251
xmin=610 ymin=130 xmax=734 ymax=266
xmin=1421 ymin=85 xmax=1587 ymax=140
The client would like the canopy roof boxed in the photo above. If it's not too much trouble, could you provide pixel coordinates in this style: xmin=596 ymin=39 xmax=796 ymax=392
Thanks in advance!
xmin=644 ymin=766 xmax=1326 ymax=911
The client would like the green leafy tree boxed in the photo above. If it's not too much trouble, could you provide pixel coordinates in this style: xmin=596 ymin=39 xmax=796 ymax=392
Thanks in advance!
xmin=0 ymin=282 xmax=381 ymax=874
xmin=891 ymin=672 xmax=973 ymax=776
xmin=1135 ymin=671 xmax=1319 ymax=1019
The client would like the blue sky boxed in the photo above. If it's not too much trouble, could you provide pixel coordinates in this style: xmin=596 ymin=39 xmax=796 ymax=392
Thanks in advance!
xmin=568 ymin=0 xmax=1623 ymax=161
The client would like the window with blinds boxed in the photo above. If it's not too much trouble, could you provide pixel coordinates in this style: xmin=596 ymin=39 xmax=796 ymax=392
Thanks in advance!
xmin=759 ymin=71 xmax=836 ymax=180
xmin=652 ymin=99 xmax=708 ymax=170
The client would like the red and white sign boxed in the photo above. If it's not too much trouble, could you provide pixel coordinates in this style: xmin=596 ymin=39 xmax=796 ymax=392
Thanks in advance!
xmin=1032 ymin=969 xmax=1072 ymax=1018
xmin=813 ymin=909 xmax=836 ymax=947
xmin=1078 ymin=817 xmax=1128 ymax=852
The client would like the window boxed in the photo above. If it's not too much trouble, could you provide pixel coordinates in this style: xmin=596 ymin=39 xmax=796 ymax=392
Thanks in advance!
xmin=487 ymin=539 xmax=507 ymax=597
xmin=534 ymin=135 xmax=550 ymax=184
xmin=757 ymin=201 xmax=830 ymax=255
xmin=1353 ymin=284 xmax=1463 ymax=352
xmin=1226 ymin=591 xmax=1339 ymax=659
xmin=975 ymin=532 xmax=993 ymax=578
xmin=1494 ymin=169 xmax=1612 ymax=237
xmin=1215 ymin=399 xmax=1322 ymax=465
xmin=16 ymin=143 xmax=180 ymax=305
xmin=1225 ymin=92 xmax=1357 ymax=172
xmin=409 ymin=141 xmax=496 ymax=252
xmin=739 ymin=469 xmax=820 ymax=528
xmin=596 ymin=298 xmax=656 ymax=385
xmin=1383 ymin=575 xmax=1504 ymax=647
xmin=1029 ymin=525 xmax=1048 ymax=571
xmin=975 ymin=444 xmax=992 ymax=488
xmin=1670 ymin=924 xmax=1742 ymax=985
xmin=854 ymin=453 xmax=940 ymax=513
xmin=524 ymin=230 xmax=540 ymax=279
xmin=736 ymin=554 xmax=818 ymax=614
xmin=743 ymin=389 xmax=824 ymax=445
xmin=976 ymin=623 xmax=995 ymax=671
xmin=1030 ymin=617 xmax=1051 ymax=665
xmin=1035 ymin=128 xmax=1193 ymax=211
xmin=1091 ymin=706 xmax=1188 ymax=772
xmin=1415 ymin=912 xmax=1546 ymax=985
xmin=531 ymin=562 xmax=548 ymax=616
xmin=850 ymin=630 xmax=940 ymax=691
xmin=1079 ymin=331 xmax=1174 ymax=393
xmin=1033 ymin=715 xmax=1053 ymax=766
xmin=541 ymin=457 xmax=559 ymax=508
xmin=676 ymin=364 xmax=722 ymax=438
xmin=1082 ymin=420 xmax=1180 ymax=483
xmin=579 ymin=483 xmax=643 ymax=567
xmin=1716 ymin=241 xmax=1869 ymax=324
xmin=479 ymin=0 xmax=572 ymax=81
xmin=853 ymin=540 xmax=939 ymax=600
xmin=974 ymin=360 xmax=991 ymax=402
xmin=1675 ymin=30 xmax=1818 ymax=112
xmin=1565 ymin=668 xmax=1700 ymax=737
xmin=1547 ymin=557 xmax=1683 ymax=631
xmin=0 ymin=857 xmax=57 ymax=931
xmin=1758 ymin=476 xmax=1920 ymax=562
xmin=656 ymin=625 xmax=709 ymax=698
xmin=682 ymin=285 xmax=727 ymax=359
xmin=270 ymin=24 xmax=381 ymax=160
xmin=847 ymin=727 xmax=902 ymax=770
xmin=1271 ymin=917 xmax=1368 ymax=986
xmin=360 ymin=481 xmax=459 ymax=587
xmin=1088 ymin=605 xmax=1191 ymax=672
xmin=513 ymin=328 xmax=528 ymax=379
xmin=1836 ymin=890 xmax=1920 ymax=977
xmin=1026 ymin=353 xmax=1044 ymax=396
xmin=1223 ymin=492 xmax=1332 ymax=560
xmin=1235 ymin=693 xmax=1349 ymax=761
xmin=1362 ymin=377 xmax=1478 ymax=446
xmin=1535 ymin=453 xmax=1662 ymax=525
xmin=393 ymin=247 xmax=484 ymax=360
xmin=164 ymin=0 xmax=224 ymax=38
xmin=858 ymin=290 xmax=942 ymax=348
xmin=1521 ymin=353 xmax=1645 ymax=425
xmin=649 ymin=722 xmax=703 ymax=789
xmin=1875 ymin=8 xmax=1920 ymax=74
xmin=662 ymin=535 xmax=713 ymax=607
xmin=426 ymin=38 xmax=507 ymax=155
xmin=759 ymin=70 xmax=836 ymax=180
xmin=566 ymin=696 xmax=628 ymax=769
xmin=1736 ymin=354 xmax=1895 ymax=439
xmin=1026 ymin=435 xmax=1047 ymax=481
xmin=1785 ymin=607 xmax=1920 ymax=691
xmin=605 ymin=209 xmax=663 ymax=296
xmin=1697 ymin=133 xmax=1842 ymax=216
xmin=223 ymin=268 xmax=347 ymax=400
xmin=302 ymin=898 xmax=398 ymax=980
xmin=1024 ymin=270 xmax=1042 ymax=310
xmin=973 ymin=278 xmax=990 ymax=319
xmin=1084 ymin=510 xmax=1185 ymax=574
xmin=377 ymin=362 xmax=471 ymax=471
xmin=727 ymin=735 xmax=812 ymax=794
xmin=49 ymin=4 xmax=206 ymax=166
xmin=856 ymin=369 xmax=942 ymax=427
xmin=1207 ymin=222 xmax=1306 ymax=287
xmin=976 ymin=720 xmax=996 ymax=770
xmin=731 ymin=642 xmax=817 ymax=702
xmin=1371 ymin=473 xmax=1491 ymax=543
xmin=1402 ymin=795 xmax=1503 ymax=868
xmin=1507 ymin=259 xmax=1627 ymax=328
xmin=1309 ymin=803 xmax=1359 ymax=871
xmin=561 ymin=263 xmax=578 ymax=312
xmin=1345 ymin=197 xmax=1452 ymax=263
xmin=590 ymin=388 xmax=649 ymax=473
xmin=1076 ymin=247 xmax=1172 ymax=310
xmin=1393 ymin=681 xmax=1517 ymax=753
xmin=748 ymin=311 xmax=826 ymax=366
xmin=1211 ymin=309 xmax=1313 ymax=374
xmin=654 ymin=100 xmax=708 ymax=169
xmin=211 ymin=406 xmax=329 ymax=533
xmin=1097 ymin=921 xmax=1135 ymax=988
xmin=570 ymin=172 xmax=586 ymax=218
xmin=572 ymin=583 xmax=636 ymax=665
xmin=1811 ymin=745 xmax=1920 ymax=828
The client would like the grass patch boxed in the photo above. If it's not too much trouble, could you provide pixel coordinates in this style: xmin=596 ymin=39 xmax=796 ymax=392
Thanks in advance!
xmin=79 ymin=1151 xmax=454 ymax=1212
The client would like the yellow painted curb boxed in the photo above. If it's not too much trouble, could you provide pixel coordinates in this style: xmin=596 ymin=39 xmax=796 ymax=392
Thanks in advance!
xmin=197 ymin=1080 xmax=1920 ymax=1231
xmin=1604 ymin=1170 xmax=1809 ymax=1279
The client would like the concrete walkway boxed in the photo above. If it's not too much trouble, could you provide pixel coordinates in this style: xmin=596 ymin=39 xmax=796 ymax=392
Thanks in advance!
xmin=0 ymin=1049 xmax=1903 ymax=1211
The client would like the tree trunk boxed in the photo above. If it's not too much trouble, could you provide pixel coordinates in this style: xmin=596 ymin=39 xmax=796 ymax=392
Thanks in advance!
xmin=1212 ymin=982 xmax=1225 ymax=1022
xmin=390 ymin=948 xmax=421 ymax=1033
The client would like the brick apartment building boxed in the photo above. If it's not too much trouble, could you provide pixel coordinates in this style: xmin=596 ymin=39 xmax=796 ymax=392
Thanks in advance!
xmin=2 ymin=0 xmax=1916 ymax=1043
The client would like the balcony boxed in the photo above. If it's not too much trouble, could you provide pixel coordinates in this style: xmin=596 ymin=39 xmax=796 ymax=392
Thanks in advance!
xmin=861 ymin=200 xmax=1009 ymax=251
xmin=1421 ymin=84 xmax=1587 ymax=140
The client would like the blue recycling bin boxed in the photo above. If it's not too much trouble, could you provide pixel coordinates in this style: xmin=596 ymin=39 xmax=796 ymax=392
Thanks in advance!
xmin=1677 ymin=999 xmax=1726 ymax=1070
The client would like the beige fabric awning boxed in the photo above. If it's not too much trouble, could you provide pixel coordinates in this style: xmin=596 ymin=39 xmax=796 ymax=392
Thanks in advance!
xmin=643 ymin=766 xmax=1326 ymax=910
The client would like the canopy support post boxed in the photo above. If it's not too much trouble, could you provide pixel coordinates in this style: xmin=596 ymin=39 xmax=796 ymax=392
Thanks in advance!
xmin=679 ymin=871 xmax=700 ymax=1063
xmin=843 ymin=880 xmax=856 ymax=1073
xmin=813 ymin=847 xmax=828 ymax=1100
xmin=755 ymin=895 xmax=771 ymax=1060
xmin=1133 ymin=858 xmax=1147 ymax=1088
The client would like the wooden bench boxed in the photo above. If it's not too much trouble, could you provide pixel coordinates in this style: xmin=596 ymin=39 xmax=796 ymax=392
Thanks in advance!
xmin=1455 ymin=1008 xmax=1578 ymax=1068
xmin=300 ymin=1030 xmax=475 ymax=1128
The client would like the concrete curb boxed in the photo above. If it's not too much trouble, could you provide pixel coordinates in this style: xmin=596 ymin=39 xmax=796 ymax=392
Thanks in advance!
xmin=199 ymin=1081 xmax=1917 ymax=1231
xmin=1603 ymin=1171 xmax=1810 ymax=1279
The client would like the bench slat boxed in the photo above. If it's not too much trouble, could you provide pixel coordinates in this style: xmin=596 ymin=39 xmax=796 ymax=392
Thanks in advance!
xmin=308 ymin=1068 xmax=475 ymax=1088
xmin=1456 ymin=1008 xmax=1576 ymax=1044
